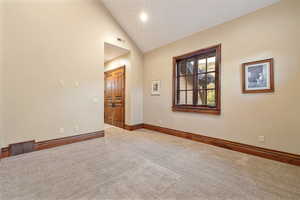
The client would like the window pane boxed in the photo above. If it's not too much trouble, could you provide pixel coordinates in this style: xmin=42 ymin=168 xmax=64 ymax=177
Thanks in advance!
xmin=207 ymin=90 xmax=216 ymax=107
xmin=197 ymin=74 xmax=206 ymax=89
xmin=207 ymin=56 xmax=216 ymax=72
xmin=186 ymin=76 xmax=194 ymax=90
xmin=174 ymin=45 xmax=220 ymax=113
xmin=197 ymin=90 xmax=206 ymax=105
xmin=207 ymin=72 xmax=215 ymax=89
xmin=179 ymin=91 xmax=186 ymax=104
xmin=178 ymin=60 xmax=186 ymax=76
xmin=198 ymin=58 xmax=206 ymax=73
xmin=179 ymin=77 xmax=186 ymax=90
xmin=187 ymin=91 xmax=193 ymax=105
xmin=186 ymin=60 xmax=195 ymax=75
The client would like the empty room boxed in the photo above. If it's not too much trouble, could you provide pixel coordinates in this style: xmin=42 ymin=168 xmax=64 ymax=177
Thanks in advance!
xmin=0 ymin=0 xmax=300 ymax=199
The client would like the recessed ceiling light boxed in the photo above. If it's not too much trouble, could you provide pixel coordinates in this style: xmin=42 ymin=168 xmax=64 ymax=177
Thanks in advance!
xmin=140 ymin=12 xmax=148 ymax=23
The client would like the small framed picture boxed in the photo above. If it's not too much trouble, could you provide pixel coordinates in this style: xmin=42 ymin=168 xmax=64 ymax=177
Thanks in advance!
xmin=242 ymin=58 xmax=274 ymax=93
xmin=151 ymin=80 xmax=160 ymax=96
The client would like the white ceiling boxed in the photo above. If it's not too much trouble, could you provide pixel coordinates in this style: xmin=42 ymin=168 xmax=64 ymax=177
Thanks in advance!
xmin=104 ymin=43 xmax=129 ymax=62
xmin=102 ymin=0 xmax=280 ymax=52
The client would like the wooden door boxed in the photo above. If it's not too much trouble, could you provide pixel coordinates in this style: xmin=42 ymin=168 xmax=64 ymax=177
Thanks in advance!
xmin=104 ymin=66 xmax=125 ymax=128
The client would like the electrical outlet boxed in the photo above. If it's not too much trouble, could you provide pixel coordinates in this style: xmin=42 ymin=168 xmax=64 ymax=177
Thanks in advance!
xmin=59 ymin=128 xmax=65 ymax=134
xmin=75 ymin=125 xmax=79 ymax=132
xmin=75 ymin=81 xmax=80 ymax=88
xmin=258 ymin=136 xmax=265 ymax=143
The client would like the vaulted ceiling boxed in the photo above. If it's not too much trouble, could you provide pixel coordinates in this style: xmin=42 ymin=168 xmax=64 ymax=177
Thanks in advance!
xmin=102 ymin=0 xmax=280 ymax=52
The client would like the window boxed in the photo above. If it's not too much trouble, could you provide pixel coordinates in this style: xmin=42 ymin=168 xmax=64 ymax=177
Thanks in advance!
xmin=172 ymin=44 xmax=221 ymax=115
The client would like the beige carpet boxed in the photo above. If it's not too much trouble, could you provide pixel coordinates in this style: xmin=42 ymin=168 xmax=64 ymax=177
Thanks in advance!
xmin=0 ymin=127 xmax=300 ymax=200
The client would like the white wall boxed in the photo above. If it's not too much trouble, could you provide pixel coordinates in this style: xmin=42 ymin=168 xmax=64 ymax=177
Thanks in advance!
xmin=0 ymin=1 xmax=3 ymax=149
xmin=1 ymin=0 xmax=143 ymax=146
xmin=3 ymin=0 xmax=298 ymax=156
xmin=143 ymin=0 xmax=300 ymax=154
xmin=105 ymin=53 xmax=130 ymax=72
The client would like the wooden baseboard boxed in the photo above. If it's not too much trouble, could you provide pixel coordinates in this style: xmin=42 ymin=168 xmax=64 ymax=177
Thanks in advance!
xmin=0 ymin=131 xmax=104 ymax=159
xmin=2 ymin=124 xmax=299 ymax=167
xmin=142 ymin=124 xmax=300 ymax=166
xmin=124 ymin=124 xmax=144 ymax=131
xmin=0 ymin=147 xmax=9 ymax=159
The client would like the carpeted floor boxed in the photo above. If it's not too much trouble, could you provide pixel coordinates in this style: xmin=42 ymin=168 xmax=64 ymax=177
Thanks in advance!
xmin=0 ymin=127 xmax=300 ymax=200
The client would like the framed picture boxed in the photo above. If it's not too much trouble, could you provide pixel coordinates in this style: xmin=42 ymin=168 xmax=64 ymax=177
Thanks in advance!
xmin=242 ymin=58 xmax=274 ymax=93
xmin=151 ymin=80 xmax=160 ymax=96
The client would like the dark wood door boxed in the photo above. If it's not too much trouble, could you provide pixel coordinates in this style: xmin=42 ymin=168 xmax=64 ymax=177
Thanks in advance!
xmin=104 ymin=66 xmax=125 ymax=128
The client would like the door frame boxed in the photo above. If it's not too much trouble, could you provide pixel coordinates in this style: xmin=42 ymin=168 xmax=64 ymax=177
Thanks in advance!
xmin=104 ymin=65 xmax=126 ymax=128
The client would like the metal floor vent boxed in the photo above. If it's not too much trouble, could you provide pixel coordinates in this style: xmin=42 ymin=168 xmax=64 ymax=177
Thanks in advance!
xmin=9 ymin=141 xmax=35 ymax=156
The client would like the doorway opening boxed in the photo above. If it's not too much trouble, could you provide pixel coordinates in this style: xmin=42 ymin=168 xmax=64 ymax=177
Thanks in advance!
xmin=104 ymin=43 xmax=130 ymax=129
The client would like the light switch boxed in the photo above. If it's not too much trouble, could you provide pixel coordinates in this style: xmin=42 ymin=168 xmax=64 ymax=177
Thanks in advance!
xmin=75 ymin=81 xmax=80 ymax=88
xmin=93 ymin=97 xmax=99 ymax=103
xmin=59 ymin=80 xmax=65 ymax=88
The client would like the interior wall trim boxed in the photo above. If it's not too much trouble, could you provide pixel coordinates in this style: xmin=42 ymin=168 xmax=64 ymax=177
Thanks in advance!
xmin=124 ymin=124 xmax=144 ymax=131
xmin=2 ymin=124 xmax=299 ymax=167
xmin=0 ymin=131 xmax=105 ymax=159
xmin=142 ymin=124 xmax=300 ymax=166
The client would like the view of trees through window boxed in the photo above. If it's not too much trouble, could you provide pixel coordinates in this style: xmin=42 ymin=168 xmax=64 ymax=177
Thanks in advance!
xmin=176 ymin=54 xmax=216 ymax=106
xmin=173 ymin=45 xmax=221 ymax=114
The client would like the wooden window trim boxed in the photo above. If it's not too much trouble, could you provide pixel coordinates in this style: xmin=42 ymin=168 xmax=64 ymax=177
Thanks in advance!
xmin=172 ymin=44 xmax=221 ymax=115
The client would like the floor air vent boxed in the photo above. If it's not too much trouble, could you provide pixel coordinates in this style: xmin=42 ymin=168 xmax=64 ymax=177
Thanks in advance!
xmin=9 ymin=141 xmax=35 ymax=156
